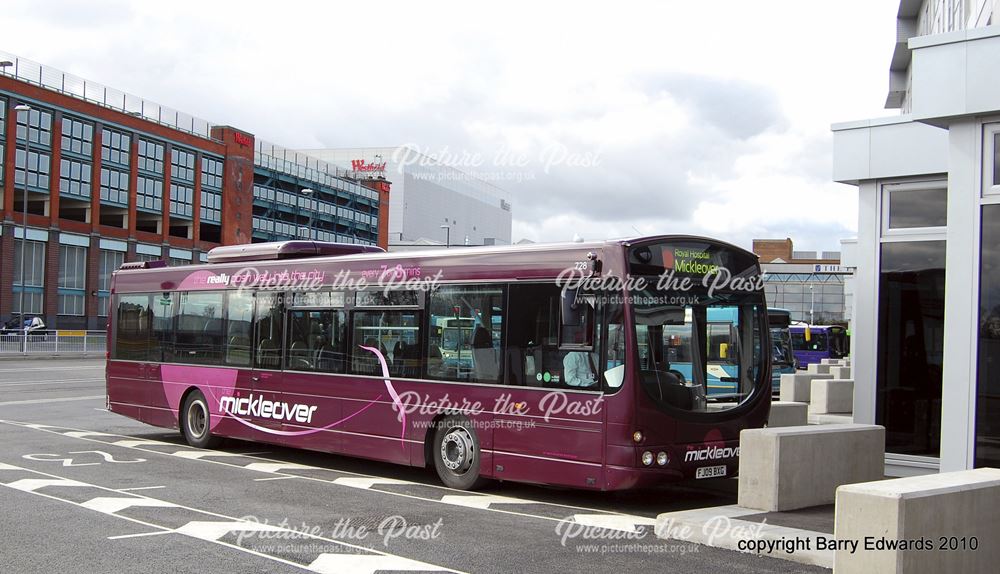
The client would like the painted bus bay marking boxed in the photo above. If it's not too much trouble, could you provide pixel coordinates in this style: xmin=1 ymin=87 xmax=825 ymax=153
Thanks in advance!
xmin=107 ymin=530 xmax=174 ymax=540
xmin=0 ymin=462 xmax=461 ymax=574
xmin=0 ymin=419 xmax=659 ymax=534
xmin=438 ymin=494 xmax=533 ymax=510
xmin=80 ymin=497 xmax=176 ymax=514
xmin=568 ymin=514 xmax=658 ymax=534
xmin=5 ymin=478 xmax=89 ymax=492
xmin=0 ymin=378 xmax=106 ymax=387
xmin=0 ymin=366 xmax=104 ymax=372
xmin=0 ymin=395 xmax=105 ymax=407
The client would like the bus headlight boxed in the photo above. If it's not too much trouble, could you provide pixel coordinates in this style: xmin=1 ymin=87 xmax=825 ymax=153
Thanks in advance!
xmin=632 ymin=431 xmax=644 ymax=443
xmin=656 ymin=452 xmax=669 ymax=466
xmin=641 ymin=451 xmax=654 ymax=466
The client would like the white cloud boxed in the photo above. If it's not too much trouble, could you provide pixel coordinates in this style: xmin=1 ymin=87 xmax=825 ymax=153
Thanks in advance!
xmin=2 ymin=0 xmax=898 ymax=251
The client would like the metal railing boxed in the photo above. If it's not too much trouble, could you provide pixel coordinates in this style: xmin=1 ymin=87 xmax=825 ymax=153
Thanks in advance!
xmin=0 ymin=49 xmax=216 ymax=141
xmin=0 ymin=330 xmax=106 ymax=356
xmin=254 ymin=140 xmax=379 ymax=201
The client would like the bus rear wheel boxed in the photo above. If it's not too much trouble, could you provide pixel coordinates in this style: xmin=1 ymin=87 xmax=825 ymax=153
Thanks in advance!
xmin=181 ymin=390 xmax=222 ymax=449
xmin=433 ymin=416 xmax=487 ymax=490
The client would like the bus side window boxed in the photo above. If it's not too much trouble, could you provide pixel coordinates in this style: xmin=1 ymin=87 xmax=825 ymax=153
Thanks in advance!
xmin=114 ymin=294 xmax=153 ymax=360
xmin=175 ymin=291 xmax=224 ymax=365
xmin=150 ymin=292 xmax=176 ymax=362
xmin=254 ymin=293 xmax=283 ymax=370
xmin=351 ymin=311 xmax=421 ymax=377
xmin=507 ymin=283 xmax=597 ymax=390
xmin=224 ymin=290 xmax=253 ymax=367
xmin=426 ymin=285 xmax=504 ymax=384
xmin=286 ymin=310 xmax=347 ymax=373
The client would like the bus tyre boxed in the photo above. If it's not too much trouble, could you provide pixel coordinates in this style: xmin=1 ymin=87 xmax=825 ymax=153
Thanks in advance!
xmin=433 ymin=416 xmax=487 ymax=490
xmin=181 ymin=390 xmax=222 ymax=449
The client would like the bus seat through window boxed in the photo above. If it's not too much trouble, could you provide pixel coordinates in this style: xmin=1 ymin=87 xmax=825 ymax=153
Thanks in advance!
xmin=258 ymin=339 xmax=280 ymax=369
xmin=289 ymin=340 xmax=311 ymax=370
xmin=471 ymin=326 xmax=499 ymax=382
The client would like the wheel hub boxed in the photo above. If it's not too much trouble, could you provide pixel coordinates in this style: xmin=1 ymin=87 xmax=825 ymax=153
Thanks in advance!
xmin=440 ymin=427 xmax=475 ymax=473
xmin=188 ymin=401 xmax=207 ymax=438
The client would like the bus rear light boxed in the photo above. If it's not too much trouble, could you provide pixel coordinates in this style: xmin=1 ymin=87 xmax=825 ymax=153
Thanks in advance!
xmin=656 ymin=452 xmax=669 ymax=466
xmin=641 ymin=451 xmax=654 ymax=466
xmin=632 ymin=431 xmax=644 ymax=443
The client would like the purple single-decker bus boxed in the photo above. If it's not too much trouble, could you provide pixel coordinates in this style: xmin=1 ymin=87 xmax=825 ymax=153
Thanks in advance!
xmin=106 ymin=236 xmax=772 ymax=491
xmin=789 ymin=324 xmax=848 ymax=369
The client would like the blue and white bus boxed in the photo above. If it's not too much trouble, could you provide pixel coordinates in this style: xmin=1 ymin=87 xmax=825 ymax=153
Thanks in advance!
xmin=767 ymin=308 xmax=796 ymax=394
xmin=637 ymin=307 xmax=747 ymax=400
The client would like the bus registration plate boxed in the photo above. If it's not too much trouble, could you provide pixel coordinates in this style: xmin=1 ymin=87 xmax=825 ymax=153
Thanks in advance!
xmin=695 ymin=465 xmax=727 ymax=479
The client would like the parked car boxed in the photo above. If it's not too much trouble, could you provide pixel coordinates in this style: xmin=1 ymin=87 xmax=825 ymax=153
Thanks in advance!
xmin=1 ymin=316 xmax=46 ymax=333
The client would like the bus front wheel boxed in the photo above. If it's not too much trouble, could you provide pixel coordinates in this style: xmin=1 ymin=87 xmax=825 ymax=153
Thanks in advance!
xmin=433 ymin=416 xmax=487 ymax=490
xmin=181 ymin=390 xmax=222 ymax=449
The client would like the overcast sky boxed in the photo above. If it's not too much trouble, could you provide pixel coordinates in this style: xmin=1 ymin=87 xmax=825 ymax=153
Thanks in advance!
xmin=6 ymin=0 xmax=900 ymax=251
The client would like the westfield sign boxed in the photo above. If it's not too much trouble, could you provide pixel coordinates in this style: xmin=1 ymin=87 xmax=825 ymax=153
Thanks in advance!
xmin=351 ymin=159 xmax=387 ymax=173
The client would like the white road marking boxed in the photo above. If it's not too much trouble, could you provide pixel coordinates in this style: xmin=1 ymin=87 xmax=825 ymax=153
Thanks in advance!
xmin=253 ymin=476 xmax=298 ymax=482
xmin=80 ymin=497 xmax=177 ymax=514
xmin=172 ymin=450 xmax=255 ymax=460
xmin=175 ymin=520 xmax=286 ymax=541
xmin=332 ymin=477 xmax=412 ymax=489
xmin=0 ymin=462 xmax=464 ymax=573
xmin=0 ymin=366 xmax=103 ymax=372
xmin=0 ymin=462 xmax=24 ymax=471
xmin=107 ymin=530 xmax=175 ymax=540
xmin=1 ymin=419 xmax=659 ymax=533
xmin=242 ymin=462 xmax=312 ymax=473
xmin=0 ymin=379 xmax=105 ymax=387
xmin=118 ymin=486 xmax=166 ymax=492
xmin=112 ymin=440 xmax=174 ymax=448
xmin=439 ymin=494 xmax=532 ymax=509
xmin=0 ymin=395 xmax=105 ymax=407
xmin=308 ymin=553 xmax=447 ymax=574
xmin=5 ymin=478 xmax=88 ymax=492
xmin=64 ymin=431 xmax=116 ymax=438
xmin=566 ymin=514 xmax=658 ymax=533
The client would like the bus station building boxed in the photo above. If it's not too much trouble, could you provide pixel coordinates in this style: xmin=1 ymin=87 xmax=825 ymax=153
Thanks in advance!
xmin=832 ymin=0 xmax=1000 ymax=476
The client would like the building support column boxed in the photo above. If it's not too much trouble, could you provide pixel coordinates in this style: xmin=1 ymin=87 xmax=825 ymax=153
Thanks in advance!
xmin=940 ymin=119 xmax=980 ymax=472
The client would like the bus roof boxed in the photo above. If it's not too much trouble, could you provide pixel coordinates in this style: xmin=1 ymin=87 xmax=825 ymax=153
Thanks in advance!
xmin=110 ymin=235 xmax=758 ymax=294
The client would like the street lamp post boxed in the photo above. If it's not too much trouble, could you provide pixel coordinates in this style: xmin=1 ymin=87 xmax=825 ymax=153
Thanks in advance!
xmin=14 ymin=104 xmax=32 ymax=329
xmin=300 ymin=188 xmax=314 ymax=240
xmin=809 ymin=284 xmax=815 ymax=325
xmin=440 ymin=224 xmax=451 ymax=248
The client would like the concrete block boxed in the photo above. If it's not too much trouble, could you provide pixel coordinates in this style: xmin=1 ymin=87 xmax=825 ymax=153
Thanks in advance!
xmin=807 ymin=362 xmax=833 ymax=374
xmin=809 ymin=379 xmax=854 ymax=414
xmin=809 ymin=413 xmax=855 ymax=425
xmin=738 ymin=424 xmax=884 ymax=512
xmin=835 ymin=468 xmax=1000 ymax=574
xmin=780 ymin=372 xmax=833 ymax=402
xmin=829 ymin=365 xmax=852 ymax=379
xmin=767 ymin=401 xmax=808 ymax=427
